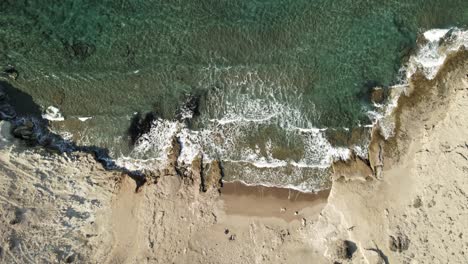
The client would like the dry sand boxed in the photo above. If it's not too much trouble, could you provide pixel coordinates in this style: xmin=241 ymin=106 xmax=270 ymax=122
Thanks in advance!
xmin=0 ymin=50 xmax=467 ymax=263
xmin=222 ymin=181 xmax=329 ymax=222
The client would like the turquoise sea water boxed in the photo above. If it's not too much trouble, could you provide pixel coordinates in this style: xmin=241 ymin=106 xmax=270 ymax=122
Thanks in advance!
xmin=1 ymin=1 xmax=467 ymax=189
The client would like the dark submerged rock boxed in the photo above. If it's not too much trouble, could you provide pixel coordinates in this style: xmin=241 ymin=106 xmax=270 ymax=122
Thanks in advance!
xmin=357 ymin=80 xmax=383 ymax=103
xmin=3 ymin=66 xmax=19 ymax=80
xmin=64 ymin=41 xmax=96 ymax=59
xmin=128 ymin=112 xmax=158 ymax=145
xmin=0 ymin=81 xmax=42 ymax=118
xmin=325 ymin=126 xmax=370 ymax=148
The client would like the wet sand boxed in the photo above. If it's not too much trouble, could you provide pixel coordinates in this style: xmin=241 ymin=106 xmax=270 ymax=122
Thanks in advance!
xmin=220 ymin=181 xmax=330 ymax=222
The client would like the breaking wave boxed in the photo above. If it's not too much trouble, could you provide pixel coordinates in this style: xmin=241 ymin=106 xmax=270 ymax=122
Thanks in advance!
xmin=116 ymin=27 xmax=468 ymax=192
xmin=115 ymin=72 xmax=366 ymax=192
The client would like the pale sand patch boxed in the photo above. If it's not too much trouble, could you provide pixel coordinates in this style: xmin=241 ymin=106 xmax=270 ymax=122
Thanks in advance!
xmin=221 ymin=181 xmax=329 ymax=222
xmin=105 ymin=176 xmax=142 ymax=264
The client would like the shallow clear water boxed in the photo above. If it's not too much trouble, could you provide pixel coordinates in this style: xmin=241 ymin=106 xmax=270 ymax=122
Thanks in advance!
xmin=1 ymin=0 xmax=467 ymax=190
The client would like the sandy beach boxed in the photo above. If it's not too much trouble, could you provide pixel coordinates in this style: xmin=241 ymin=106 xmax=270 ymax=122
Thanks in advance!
xmin=221 ymin=181 xmax=329 ymax=222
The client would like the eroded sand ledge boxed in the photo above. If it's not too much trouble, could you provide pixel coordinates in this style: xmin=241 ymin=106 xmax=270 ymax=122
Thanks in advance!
xmin=0 ymin=50 xmax=467 ymax=263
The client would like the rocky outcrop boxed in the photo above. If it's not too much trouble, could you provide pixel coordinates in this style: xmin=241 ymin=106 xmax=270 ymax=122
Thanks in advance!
xmin=332 ymin=152 xmax=374 ymax=182
xmin=200 ymin=160 xmax=223 ymax=192
xmin=0 ymin=80 xmax=147 ymax=188
xmin=370 ymin=87 xmax=385 ymax=104
xmin=316 ymin=48 xmax=468 ymax=264
xmin=12 ymin=119 xmax=35 ymax=140
xmin=368 ymin=127 xmax=385 ymax=180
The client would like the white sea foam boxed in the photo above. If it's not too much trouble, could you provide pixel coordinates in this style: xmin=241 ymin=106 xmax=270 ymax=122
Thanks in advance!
xmin=42 ymin=106 xmax=64 ymax=121
xmin=406 ymin=28 xmax=468 ymax=80
xmin=115 ymin=156 xmax=164 ymax=171
xmin=176 ymin=129 xmax=207 ymax=165
xmin=118 ymin=97 xmax=357 ymax=192
xmin=228 ymin=179 xmax=320 ymax=193
xmin=251 ymin=159 xmax=288 ymax=168
xmin=131 ymin=119 xmax=181 ymax=161
xmin=423 ymin=29 xmax=450 ymax=42
xmin=78 ymin=117 xmax=92 ymax=122
xmin=120 ymin=77 xmax=361 ymax=192
xmin=118 ymin=28 xmax=468 ymax=191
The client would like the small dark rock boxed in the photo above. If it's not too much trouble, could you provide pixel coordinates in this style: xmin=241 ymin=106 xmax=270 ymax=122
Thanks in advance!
xmin=12 ymin=120 xmax=35 ymax=140
xmin=279 ymin=229 xmax=291 ymax=242
xmin=65 ymin=253 xmax=77 ymax=263
xmin=224 ymin=229 xmax=229 ymax=235
xmin=229 ymin=234 xmax=236 ymax=241
xmin=3 ymin=66 xmax=19 ymax=80
xmin=0 ymin=104 xmax=16 ymax=120
xmin=344 ymin=240 xmax=357 ymax=259
xmin=65 ymin=41 xmax=96 ymax=59
xmin=413 ymin=196 xmax=422 ymax=208
xmin=8 ymin=233 xmax=20 ymax=251
xmin=371 ymin=87 xmax=385 ymax=104
xmin=335 ymin=240 xmax=358 ymax=260
xmin=9 ymin=208 xmax=27 ymax=225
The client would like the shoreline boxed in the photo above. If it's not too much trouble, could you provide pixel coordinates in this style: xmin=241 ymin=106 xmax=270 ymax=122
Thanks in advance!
xmin=214 ymin=29 xmax=468 ymax=231
xmin=0 ymin=28 xmax=467 ymax=263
